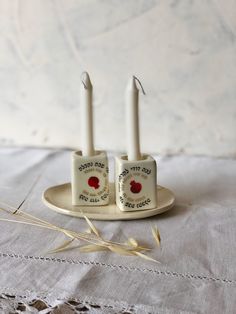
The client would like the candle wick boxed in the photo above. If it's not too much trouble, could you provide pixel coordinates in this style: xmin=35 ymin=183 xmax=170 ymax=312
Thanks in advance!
xmin=81 ymin=71 xmax=88 ymax=89
xmin=133 ymin=76 xmax=146 ymax=95
xmin=82 ymin=80 xmax=87 ymax=89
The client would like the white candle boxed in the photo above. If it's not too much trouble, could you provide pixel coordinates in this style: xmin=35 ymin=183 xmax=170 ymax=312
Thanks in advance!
xmin=81 ymin=72 xmax=95 ymax=156
xmin=126 ymin=76 xmax=142 ymax=161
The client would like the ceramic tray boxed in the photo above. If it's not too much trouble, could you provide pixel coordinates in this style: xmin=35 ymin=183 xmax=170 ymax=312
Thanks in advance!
xmin=43 ymin=183 xmax=175 ymax=220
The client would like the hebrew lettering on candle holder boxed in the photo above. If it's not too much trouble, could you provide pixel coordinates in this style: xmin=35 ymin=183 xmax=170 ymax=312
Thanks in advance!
xmin=71 ymin=151 xmax=109 ymax=206
xmin=115 ymin=154 xmax=157 ymax=211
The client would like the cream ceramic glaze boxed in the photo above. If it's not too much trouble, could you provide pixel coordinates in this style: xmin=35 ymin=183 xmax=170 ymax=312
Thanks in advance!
xmin=71 ymin=150 xmax=109 ymax=206
xmin=115 ymin=154 xmax=157 ymax=211
xmin=43 ymin=183 xmax=174 ymax=220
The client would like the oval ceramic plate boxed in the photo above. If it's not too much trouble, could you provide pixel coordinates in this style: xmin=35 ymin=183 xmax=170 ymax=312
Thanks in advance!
xmin=42 ymin=183 xmax=175 ymax=221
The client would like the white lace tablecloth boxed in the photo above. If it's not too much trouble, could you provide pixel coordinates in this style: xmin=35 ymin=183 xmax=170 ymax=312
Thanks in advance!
xmin=0 ymin=147 xmax=236 ymax=314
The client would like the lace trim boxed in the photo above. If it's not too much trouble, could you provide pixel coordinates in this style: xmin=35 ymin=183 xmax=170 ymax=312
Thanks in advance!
xmin=0 ymin=292 xmax=135 ymax=314
xmin=0 ymin=286 xmax=141 ymax=314
xmin=0 ymin=287 xmax=175 ymax=314
xmin=0 ymin=290 xmax=197 ymax=314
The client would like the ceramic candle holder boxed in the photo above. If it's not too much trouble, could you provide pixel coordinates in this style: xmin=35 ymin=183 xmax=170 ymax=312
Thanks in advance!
xmin=71 ymin=150 xmax=109 ymax=206
xmin=115 ymin=154 xmax=157 ymax=211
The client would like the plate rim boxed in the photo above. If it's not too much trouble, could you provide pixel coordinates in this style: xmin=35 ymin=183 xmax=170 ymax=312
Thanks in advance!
xmin=42 ymin=182 xmax=175 ymax=221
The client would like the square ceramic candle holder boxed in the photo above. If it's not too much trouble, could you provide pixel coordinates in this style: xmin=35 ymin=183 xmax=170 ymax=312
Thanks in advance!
xmin=115 ymin=154 xmax=157 ymax=212
xmin=71 ymin=150 xmax=109 ymax=206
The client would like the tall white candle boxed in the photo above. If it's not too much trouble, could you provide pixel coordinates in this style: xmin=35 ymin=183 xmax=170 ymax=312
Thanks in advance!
xmin=126 ymin=76 xmax=141 ymax=161
xmin=81 ymin=72 xmax=95 ymax=156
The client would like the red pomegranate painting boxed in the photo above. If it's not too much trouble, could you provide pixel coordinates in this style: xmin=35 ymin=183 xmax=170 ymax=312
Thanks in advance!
xmin=88 ymin=176 xmax=100 ymax=189
xmin=130 ymin=180 xmax=142 ymax=193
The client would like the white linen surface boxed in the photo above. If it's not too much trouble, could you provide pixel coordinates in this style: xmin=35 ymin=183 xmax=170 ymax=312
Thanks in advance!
xmin=0 ymin=147 xmax=236 ymax=314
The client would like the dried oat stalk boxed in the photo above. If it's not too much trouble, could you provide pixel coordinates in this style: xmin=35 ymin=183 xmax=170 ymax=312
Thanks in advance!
xmin=152 ymin=226 xmax=161 ymax=247
xmin=0 ymin=201 xmax=161 ymax=263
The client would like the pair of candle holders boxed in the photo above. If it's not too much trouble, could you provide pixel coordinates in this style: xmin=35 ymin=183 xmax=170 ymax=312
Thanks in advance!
xmin=71 ymin=150 xmax=157 ymax=212
xmin=43 ymin=150 xmax=175 ymax=220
